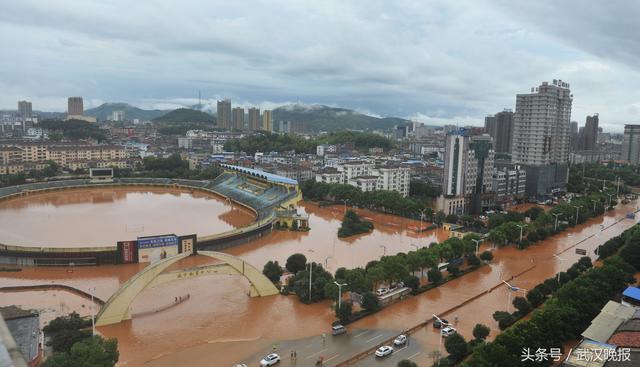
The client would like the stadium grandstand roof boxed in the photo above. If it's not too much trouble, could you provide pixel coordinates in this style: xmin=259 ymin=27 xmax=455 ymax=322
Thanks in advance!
xmin=220 ymin=164 xmax=298 ymax=185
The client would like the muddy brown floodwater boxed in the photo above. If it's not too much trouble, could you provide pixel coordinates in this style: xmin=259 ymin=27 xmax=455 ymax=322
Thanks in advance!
xmin=0 ymin=198 xmax=637 ymax=367
xmin=0 ymin=187 xmax=255 ymax=247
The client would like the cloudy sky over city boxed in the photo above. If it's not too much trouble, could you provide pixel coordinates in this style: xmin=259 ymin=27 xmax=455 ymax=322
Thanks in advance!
xmin=1 ymin=0 xmax=639 ymax=131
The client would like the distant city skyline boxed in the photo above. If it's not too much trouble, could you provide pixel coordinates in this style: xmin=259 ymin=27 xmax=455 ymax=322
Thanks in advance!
xmin=1 ymin=1 xmax=639 ymax=132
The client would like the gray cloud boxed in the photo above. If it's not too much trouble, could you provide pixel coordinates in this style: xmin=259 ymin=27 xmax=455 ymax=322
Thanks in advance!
xmin=0 ymin=0 xmax=639 ymax=131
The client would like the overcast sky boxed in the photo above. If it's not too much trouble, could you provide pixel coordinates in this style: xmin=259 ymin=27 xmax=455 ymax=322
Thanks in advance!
xmin=1 ymin=0 xmax=639 ymax=131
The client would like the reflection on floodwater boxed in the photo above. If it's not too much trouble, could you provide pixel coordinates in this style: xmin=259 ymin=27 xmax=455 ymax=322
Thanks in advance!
xmin=0 ymin=199 xmax=637 ymax=366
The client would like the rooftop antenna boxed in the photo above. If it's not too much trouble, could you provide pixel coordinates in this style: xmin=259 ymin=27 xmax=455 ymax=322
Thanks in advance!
xmin=198 ymin=90 xmax=202 ymax=110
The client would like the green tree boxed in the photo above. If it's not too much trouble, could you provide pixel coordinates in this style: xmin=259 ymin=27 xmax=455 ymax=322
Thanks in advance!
xmin=42 ymin=336 xmax=119 ymax=367
xmin=397 ymin=360 xmax=418 ymax=367
xmin=43 ymin=312 xmax=91 ymax=335
xmin=492 ymin=311 xmax=515 ymax=330
xmin=47 ymin=329 xmax=92 ymax=353
xmin=285 ymin=253 xmax=307 ymax=274
xmin=434 ymin=211 xmax=446 ymax=226
xmin=512 ymin=296 xmax=532 ymax=316
xmin=262 ymin=260 xmax=283 ymax=283
xmin=404 ymin=275 xmax=420 ymax=291
xmin=467 ymin=254 xmax=481 ymax=267
xmin=526 ymin=288 xmax=545 ymax=307
xmin=445 ymin=214 xmax=459 ymax=224
xmin=361 ymin=291 xmax=380 ymax=312
xmin=427 ymin=268 xmax=443 ymax=284
xmin=444 ymin=333 xmax=470 ymax=362
xmin=479 ymin=251 xmax=494 ymax=262
xmin=338 ymin=210 xmax=374 ymax=238
xmin=472 ymin=324 xmax=490 ymax=341
xmin=336 ymin=301 xmax=353 ymax=324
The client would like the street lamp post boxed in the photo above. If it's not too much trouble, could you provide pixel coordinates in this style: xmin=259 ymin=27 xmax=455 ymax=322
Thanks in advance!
xmin=572 ymin=205 xmax=582 ymax=226
xmin=553 ymin=254 xmax=567 ymax=286
xmin=380 ymin=245 xmax=386 ymax=256
xmin=552 ymin=213 xmax=562 ymax=231
xmin=516 ymin=224 xmax=527 ymax=242
xmin=591 ymin=199 xmax=598 ymax=213
xmin=432 ymin=314 xmax=446 ymax=357
xmin=502 ymin=280 xmax=526 ymax=312
xmin=607 ymin=193 xmax=615 ymax=208
xmin=88 ymin=287 xmax=96 ymax=336
xmin=471 ymin=238 xmax=481 ymax=255
xmin=308 ymin=262 xmax=314 ymax=303
xmin=334 ymin=281 xmax=348 ymax=311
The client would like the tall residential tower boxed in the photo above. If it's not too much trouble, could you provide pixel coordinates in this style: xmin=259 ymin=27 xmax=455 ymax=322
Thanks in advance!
xmin=510 ymin=80 xmax=572 ymax=197
xmin=216 ymin=99 xmax=231 ymax=130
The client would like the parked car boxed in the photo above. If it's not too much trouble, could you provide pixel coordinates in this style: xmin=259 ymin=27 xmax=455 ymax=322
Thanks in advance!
xmin=393 ymin=334 xmax=407 ymax=346
xmin=331 ymin=324 xmax=347 ymax=336
xmin=232 ymin=365 xmax=247 ymax=367
xmin=433 ymin=318 xmax=449 ymax=328
xmin=376 ymin=287 xmax=389 ymax=296
xmin=375 ymin=345 xmax=394 ymax=358
xmin=441 ymin=326 xmax=457 ymax=337
xmin=259 ymin=353 xmax=280 ymax=366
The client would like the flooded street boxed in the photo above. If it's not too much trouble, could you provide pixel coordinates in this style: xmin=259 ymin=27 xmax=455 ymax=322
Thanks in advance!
xmin=0 ymin=196 xmax=637 ymax=366
xmin=0 ymin=187 xmax=254 ymax=247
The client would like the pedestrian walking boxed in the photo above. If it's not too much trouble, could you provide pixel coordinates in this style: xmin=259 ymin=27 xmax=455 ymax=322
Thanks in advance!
xmin=290 ymin=351 xmax=294 ymax=361
xmin=322 ymin=333 xmax=326 ymax=346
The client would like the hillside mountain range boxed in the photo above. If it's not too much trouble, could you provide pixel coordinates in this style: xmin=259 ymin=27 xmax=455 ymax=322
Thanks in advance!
xmin=271 ymin=104 xmax=410 ymax=132
xmin=85 ymin=103 xmax=169 ymax=121
xmin=153 ymin=108 xmax=214 ymax=123
xmin=83 ymin=102 xmax=413 ymax=131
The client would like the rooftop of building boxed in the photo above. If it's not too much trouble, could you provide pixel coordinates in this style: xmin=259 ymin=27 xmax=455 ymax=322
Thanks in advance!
xmin=0 ymin=306 xmax=39 ymax=364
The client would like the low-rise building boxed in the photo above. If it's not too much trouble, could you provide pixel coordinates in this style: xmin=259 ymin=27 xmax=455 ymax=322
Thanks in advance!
xmin=493 ymin=165 xmax=526 ymax=206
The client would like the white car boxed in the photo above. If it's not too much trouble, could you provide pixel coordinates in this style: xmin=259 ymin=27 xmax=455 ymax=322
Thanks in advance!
xmin=393 ymin=334 xmax=407 ymax=346
xmin=375 ymin=345 xmax=394 ymax=358
xmin=376 ymin=287 xmax=389 ymax=296
xmin=441 ymin=326 xmax=457 ymax=337
xmin=232 ymin=365 xmax=247 ymax=367
xmin=259 ymin=353 xmax=280 ymax=366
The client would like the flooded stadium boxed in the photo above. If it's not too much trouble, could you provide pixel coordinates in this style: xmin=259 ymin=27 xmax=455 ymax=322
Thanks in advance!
xmin=0 ymin=186 xmax=255 ymax=247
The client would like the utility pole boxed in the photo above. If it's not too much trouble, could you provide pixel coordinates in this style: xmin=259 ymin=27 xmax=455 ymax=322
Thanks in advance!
xmin=308 ymin=262 xmax=314 ymax=303
xmin=471 ymin=238 xmax=481 ymax=255
xmin=516 ymin=224 xmax=526 ymax=242
xmin=552 ymin=213 xmax=562 ymax=231
xmin=572 ymin=205 xmax=582 ymax=226
xmin=334 ymin=281 xmax=348 ymax=311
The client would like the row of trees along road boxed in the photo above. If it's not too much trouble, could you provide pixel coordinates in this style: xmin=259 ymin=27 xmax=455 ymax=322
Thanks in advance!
xmin=460 ymin=223 xmax=640 ymax=367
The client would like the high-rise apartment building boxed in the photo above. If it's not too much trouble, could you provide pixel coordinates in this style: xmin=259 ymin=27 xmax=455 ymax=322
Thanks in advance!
xmin=622 ymin=125 xmax=640 ymax=165
xmin=511 ymin=80 xmax=572 ymax=165
xmin=262 ymin=110 xmax=272 ymax=132
xmin=216 ymin=99 xmax=231 ymax=130
xmin=18 ymin=101 xmax=32 ymax=119
xmin=580 ymin=114 xmax=599 ymax=151
xmin=438 ymin=129 xmax=495 ymax=214
xmin=248 ymin=107 xmax=260 ymax=130
xmin=484 ymin=115 xmax=496 ymax=136
xmin=111 ymin=110 xmax=125 ymax=122
xmin=511 ymin=80 xmax=572 ymax=197
xmin=494 ymin=110 xmax=514 ymax=153
xmin=232 ymin=107 xmax=245 ymax=130
xmin=67 ymin=97 xmax=84 ymax=116
xmin=570 ymin=121 xmax=579 ymax=151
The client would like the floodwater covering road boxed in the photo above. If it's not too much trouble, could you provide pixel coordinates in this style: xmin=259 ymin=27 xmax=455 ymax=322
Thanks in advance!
xmin=0 ymin=200 xmax=637 ymax=366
